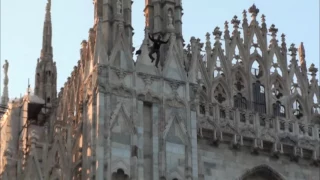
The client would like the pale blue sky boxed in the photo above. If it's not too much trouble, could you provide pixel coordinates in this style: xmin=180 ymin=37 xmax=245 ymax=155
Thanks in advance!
xmin=1 ymin=0 xmax=319 ymax=98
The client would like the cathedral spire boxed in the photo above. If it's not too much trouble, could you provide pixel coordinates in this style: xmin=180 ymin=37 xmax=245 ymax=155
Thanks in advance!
xmin=34 ymin=0 xmax=57 ymax=104
xmin=40 ymin=0 xmax=53 ymax=60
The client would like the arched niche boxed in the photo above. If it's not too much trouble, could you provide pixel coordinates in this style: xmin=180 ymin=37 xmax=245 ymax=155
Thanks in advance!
xmin=239 ymin=165 xmax=285 ymax=180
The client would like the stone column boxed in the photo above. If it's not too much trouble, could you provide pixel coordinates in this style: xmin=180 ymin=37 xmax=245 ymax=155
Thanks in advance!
xmin=95 ymin=91 xmax=105 ymax=179
xmin=190 ymin=110 xmax=199 ymax=180
xmin=136 ymin=101 xmax=144 ymax=179
xmin=152 ymin=104 xmax=159 ymax=180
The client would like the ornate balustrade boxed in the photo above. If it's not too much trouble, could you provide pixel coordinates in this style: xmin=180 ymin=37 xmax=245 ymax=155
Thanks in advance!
xmin=197 ymin=103 xmax=320 ymax=165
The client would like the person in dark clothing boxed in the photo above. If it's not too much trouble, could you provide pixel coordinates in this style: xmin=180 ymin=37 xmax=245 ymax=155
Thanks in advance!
xmin=148 ymin=33 xmax=170 ymax=68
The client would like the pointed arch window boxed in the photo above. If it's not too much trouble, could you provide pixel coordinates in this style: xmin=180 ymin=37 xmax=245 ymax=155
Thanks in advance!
xmin=273 ymin=101 xmax=286 ymax=117
xmin=252 ymin=81 xmax=266 ymax=114
xmin=234 ymin=93 xmax=247 ymax=109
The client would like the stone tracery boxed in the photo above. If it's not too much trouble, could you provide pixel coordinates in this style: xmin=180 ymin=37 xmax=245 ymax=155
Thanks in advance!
xmin=213 ymin=84 xmax=227 ymax=104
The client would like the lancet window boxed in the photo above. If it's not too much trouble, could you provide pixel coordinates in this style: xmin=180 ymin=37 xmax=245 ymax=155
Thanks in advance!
xmin=273 ymin=101 xmax=285 ymax=118
xmin=252 ymin=81 xmax=266 ymax=114
xmin=234 ymin=93 xmax=247 ymax=110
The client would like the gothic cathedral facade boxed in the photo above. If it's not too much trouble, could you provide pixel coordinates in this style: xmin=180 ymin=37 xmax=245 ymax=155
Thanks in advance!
xmin=0 ymin=0 xmax=319 ymax=180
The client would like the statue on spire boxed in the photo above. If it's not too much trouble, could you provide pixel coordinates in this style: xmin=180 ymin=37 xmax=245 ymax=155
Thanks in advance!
xmin=1 ymin=60 xmax=9 ymax=105
xmin=3 ymin=60 xmax=8 ymax=77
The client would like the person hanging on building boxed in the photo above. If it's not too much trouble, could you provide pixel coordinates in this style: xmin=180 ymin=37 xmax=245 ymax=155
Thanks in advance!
xmin=148 ymin=33 xmax=170 ymax=68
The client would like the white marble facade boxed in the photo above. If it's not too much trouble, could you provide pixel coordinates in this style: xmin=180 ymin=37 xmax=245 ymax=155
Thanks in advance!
xmin=0 ymin=1 xmax=319 ymax=180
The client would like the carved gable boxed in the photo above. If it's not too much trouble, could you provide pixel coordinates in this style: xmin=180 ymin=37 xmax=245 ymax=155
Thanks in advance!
xmin=164 ymin=115 xmax=189 ymax=145
xmin=108 ymin=24 xmax=134 ymax=70
xmin=47 ymin=136 xmax=70 ymax=178
xmin=162 ymin=35 xmax=187 ymax=81
xmin=94 ymin=19 xmax=108 ymax=65
xmin=23 ymin=152 xmax=44 ymax=180
xmin=110 ymin=102 xmax=134 ymax=135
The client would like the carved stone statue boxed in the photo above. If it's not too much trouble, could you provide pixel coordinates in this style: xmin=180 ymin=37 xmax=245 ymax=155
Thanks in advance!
xmin=3 ymin=60 xmax=9 ymax=77
xmin=167 ymin=10 xmax=174 ymax=30
xmin=117 ymin=0 xmax=123 ymax=14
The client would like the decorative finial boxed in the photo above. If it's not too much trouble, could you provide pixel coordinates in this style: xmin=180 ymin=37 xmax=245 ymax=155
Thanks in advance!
xmin=206 ymin=32 xmax=210 ymax=42
xmin=269 ymin=24 xmax=278 ymax=35
xmin=269 ymin=24 xmax=278 ymax=42
xmin=224 ymin=21 xmax=229 ymax=32
xmin=248 ymin=4 xmax=259 ymax=18
xmin=242 ymin=10 xmax=248 ymax=26
xmin=213 ymin=27 xmax=222 ymax=40
xmin=261 ymin=14 xmax=266 ymax=23
xmin=81 ymin=40 xmax=87 ymax=48
xmin=187 ymin=44 xmax=191 ymax=53
xmin=289 ymin=43 xmax=297 ymax=56
xmin=231 ymin=16 xmax=240 ymax=29
xmin=205 ymin=32 xmax=211 ymax=49
xmin=243 ymin=10 xmax=247 ymax=20
xmin=309 ymin=63 xmax=318 ymax=76
xmin=197 ymin=38 xmax=204 ymax=50
xmin=281 ymin=33 xmax=286 ymax=48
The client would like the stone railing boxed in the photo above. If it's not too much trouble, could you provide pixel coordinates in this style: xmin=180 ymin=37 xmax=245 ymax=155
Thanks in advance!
xmin=197 ymin=104 xmax=320 ymax=165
